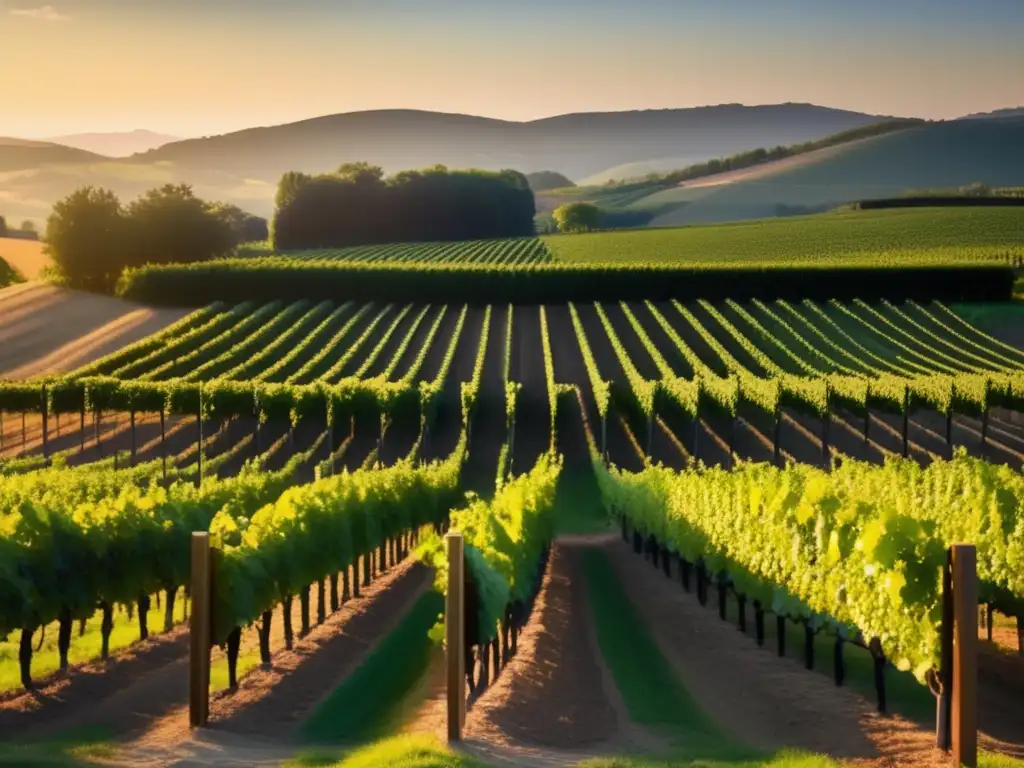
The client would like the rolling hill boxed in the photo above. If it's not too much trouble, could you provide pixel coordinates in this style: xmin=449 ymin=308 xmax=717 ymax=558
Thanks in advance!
xmin=138 ymin=104 xmax=887 ymax=183
xmin=46 ymin=129 xmax=181 ymax=158
xmin=639 ymin=118 xmax=1024 ymax=227
xmin=0 ymin=103 xmax=888 ymax=228
xmin=0 ymin=138 xmax=106 ymax=172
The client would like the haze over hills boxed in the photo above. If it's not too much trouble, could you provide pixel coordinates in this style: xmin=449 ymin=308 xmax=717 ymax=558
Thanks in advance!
xmin=0 ymin=103 xmax=887 ymax=227
xmin=2 ymin=103 xmax=1023 ymax=232
xmin=138 ymin=103 xmax=889 ymax=183
xmin=45 ymin=130 xmax=181 ymax=158
xmin=636 ymin=118 xmax=1024 ymax=227
xmin=0 ymin=138 xmax=105 ymax=173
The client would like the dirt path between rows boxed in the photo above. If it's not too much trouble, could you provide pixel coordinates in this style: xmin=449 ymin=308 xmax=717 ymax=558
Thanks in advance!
xmin=4 ymin=557 xmax=430 ymax=768
xmin=605 ymin=539 xmax=1021 ymax=767
xmin=445 ymin=542 xmax=661 ymax=767
xmin=113 ymin=560 xmax=431 ymax=768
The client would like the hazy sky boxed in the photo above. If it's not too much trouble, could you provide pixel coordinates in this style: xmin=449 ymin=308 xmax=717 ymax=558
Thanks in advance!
xmin=2 ymin=0 xmax=1022 ymax=138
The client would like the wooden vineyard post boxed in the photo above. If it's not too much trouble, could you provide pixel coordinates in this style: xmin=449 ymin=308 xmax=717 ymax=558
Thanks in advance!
xmin=189 ymin=532 xmax=213 ymax=728
xmin=446 ymin=531 xmax=465 ymax=743
xmin=937 ymin=548 xmax=954 ymax=750
xmin=951 ymin=543 xmax=977 ymax=768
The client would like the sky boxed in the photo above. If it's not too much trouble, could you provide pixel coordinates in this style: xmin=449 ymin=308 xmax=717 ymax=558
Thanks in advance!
xmin=1 ymin=0 xmax=1022 ymax=138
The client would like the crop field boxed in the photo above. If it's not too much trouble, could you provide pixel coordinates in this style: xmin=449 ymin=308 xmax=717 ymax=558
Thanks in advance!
xmin=262 ymin=208 xmax=1024 ymax=270
xmin=542 ymin=207 xmax=1024 ymax=265
xmin=2 ymin=284 xmax=1024 ymax=764
xmin=284 ymin=236 xmax=553 ymax=265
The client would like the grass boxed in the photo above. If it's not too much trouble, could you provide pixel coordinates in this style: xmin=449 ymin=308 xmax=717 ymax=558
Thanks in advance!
xmin=287 ymin=734 xmax=486 ymax=768
xmin=286 ymin=735 xmax=844 ymax=768
xmin=541 ymin=208 xmax=1024 ymax=265
xmin=300 ymin=589 xmax=445 ymax=744
xmin=950 ymin=302 xmax=1024 ymax=335
xmin=0 ymin=726 xmax=115 ymax=766
xmin=211 ymin=644 xmax=263 ymax=693
xmin=713 ymin=590 xmax=934 ymax=723
xmin=0 ymin=593 xmax=188 ymax=695
xmin=581 ymin=548 xmax=753 ymax=759
xmin=553 ymin=463 xmax=613 ymax=536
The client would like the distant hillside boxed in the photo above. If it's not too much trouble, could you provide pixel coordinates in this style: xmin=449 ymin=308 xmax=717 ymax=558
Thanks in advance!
xmin=140 ymin=104 xmax=888 ymax=182
xmin=47 ymin=129 xmax=180 ymax=157
xmin=0 ymin=137 xmax=106 ymax=172
xmin=526 ymin=171 xmax=575 ymax=192
xmin=643 ymin=118 xmax=1024 ymax=227
xmin=960 ymin=107 xmax=1024 ymax=120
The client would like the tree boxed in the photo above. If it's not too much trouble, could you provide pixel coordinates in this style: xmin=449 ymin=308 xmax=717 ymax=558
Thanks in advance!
xmin=336 ymin=162 xmax=385 ymax=186
xmin=0 ymin=215 xmax=6 ymax=237
xmin=46 ymin=184 xmax=238 ymax=294
xmin=271 ymin=163 xmax=535 ymax=250
xmin=553 ymin=202 xmax=601 ymax=233
xmin=207 ymin=203 xmax=269 ymax=244
xmin=525 ymin=171 xmax=575 ymax=192
xmin=20 ymin=220 xmax=36 ymax=234
xmin=124 ymin=184 xmax=234 ymax=268
xmin=45 ymin=187 xmax=127 ymax=292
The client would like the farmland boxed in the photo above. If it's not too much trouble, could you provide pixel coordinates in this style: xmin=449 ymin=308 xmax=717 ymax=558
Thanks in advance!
xmin=544 ymin=207 xmax=1024 ymax=265
xmin=0 ymin=237 xmax=48 ymax=281
xmin=3 ymin=265 xmax=1024 ymax=766
xmin=248 ymin=207 xmax=1024 ymax=269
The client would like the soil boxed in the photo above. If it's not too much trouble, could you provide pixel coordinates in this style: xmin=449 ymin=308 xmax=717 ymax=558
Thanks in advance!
xmin=511 ymin=306 xmax=551 ymax=472
xmin=4 ymin=556 xmax=430 ymax=768
xmin=422 ymin=306 xmax=484 ymax=463
xmin=606 ymin=538 xmax=1024 ymax=766
xmin=0 ymin=283 xmax=188 ymax=378
xmin=462 ymin=304 xmax=508 ymax=496
xmin=458 ymin=543 xmax=647 ymax=763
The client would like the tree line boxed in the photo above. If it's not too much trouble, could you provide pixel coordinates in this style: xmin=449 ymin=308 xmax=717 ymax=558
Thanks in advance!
xmin=44 ymin=185 xmax=268 ymax=293
xmin=599 ymin=118 xmax=926 ymax=189
xmin=0 ymin=215 xmax=38 ymax=239
xmin=271 ymin=163 xmax=536 ymax=250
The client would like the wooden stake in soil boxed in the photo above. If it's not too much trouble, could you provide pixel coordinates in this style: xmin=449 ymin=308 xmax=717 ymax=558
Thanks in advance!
xmin=952 ymin=543 xmax=978 ymax=768
xmin=446 ymin=531 xmax=465 ymax=743
xmin=937 ymin=547 xmax=954 ymax=750
xmin=189 ymin=532 xmax=213 ymax=728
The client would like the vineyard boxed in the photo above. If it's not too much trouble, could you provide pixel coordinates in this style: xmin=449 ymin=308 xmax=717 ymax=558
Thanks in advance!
xmin=246 ymin=207 xmax=1024 ymax=269
xmin=2 ymin=280 xmax=1024 ymax=766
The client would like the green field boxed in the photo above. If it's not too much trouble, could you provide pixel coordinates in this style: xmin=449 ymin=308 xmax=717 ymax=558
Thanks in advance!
xmin=259 ymin=208 xmax=1024 ymax=269
xmin=541 ymin=207 xmax=1024 ymax=265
